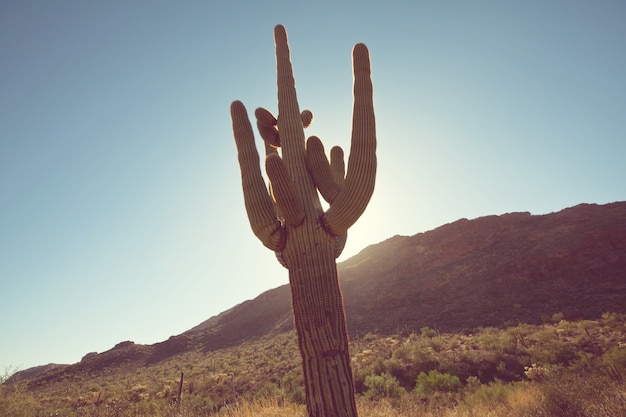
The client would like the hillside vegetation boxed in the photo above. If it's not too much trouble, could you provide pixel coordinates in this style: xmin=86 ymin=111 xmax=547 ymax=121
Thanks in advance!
xmin=2 ymin=313 xmax=625 ymax=416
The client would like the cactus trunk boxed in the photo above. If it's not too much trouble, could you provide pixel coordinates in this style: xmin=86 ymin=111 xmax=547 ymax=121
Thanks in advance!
xmin=230 ymin=24 xmax=375 ymax=417
xmin=284 ymin=223 xmax=356 ymax=417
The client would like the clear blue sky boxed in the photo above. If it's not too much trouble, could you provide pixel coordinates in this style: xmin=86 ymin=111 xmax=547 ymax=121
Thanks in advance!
xmin=1 ymin=1 xmax=624 ymax=375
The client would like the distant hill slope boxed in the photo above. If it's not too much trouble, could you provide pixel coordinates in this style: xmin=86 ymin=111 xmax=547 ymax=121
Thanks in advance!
xmin=340 ymin=202 xmax=626 ymax=334
xmin=189 ymin=201 xmax=626 ymax=347
xmin=9 ymin=202 xmax=626 ymax=385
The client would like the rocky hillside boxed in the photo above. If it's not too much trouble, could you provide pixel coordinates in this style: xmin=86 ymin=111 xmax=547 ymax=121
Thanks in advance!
xmin=192 ymin=201 xmax=626 ymax=345
xmin=8 ymin=201 xmax=626 ymax=385
xmin=340 ymin=202 xmax=626 ymax=334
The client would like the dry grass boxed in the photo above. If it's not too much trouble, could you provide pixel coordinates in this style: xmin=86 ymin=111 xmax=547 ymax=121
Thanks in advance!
xmin=217 ymin=398 xmax=306 ymax=417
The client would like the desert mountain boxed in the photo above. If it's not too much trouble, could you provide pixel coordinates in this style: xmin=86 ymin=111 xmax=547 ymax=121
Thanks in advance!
xmin=191 ymin=201 xmax=626 ymax=346
xmin=8 ymin=202 xmax=626 ymax=385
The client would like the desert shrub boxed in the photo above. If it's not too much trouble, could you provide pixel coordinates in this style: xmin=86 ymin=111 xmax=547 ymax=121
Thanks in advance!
xmin=505 ymin=385 xmax=544 ymax=417
xmin=253 ymin=382 xmax=281 ymax=401
xmin=450 ymin=348 xmax=527 ymax=384
xmin=385 ymin=338 xmax=439 ymax=388
xmin=479 ymin=327 xmax=520 ymax=354
xmin=0 ymin=385 xmax=39 ymax=417
xmin=527 ymin=334 xmax=577 ymax=366
xmin=551 ymin=312 xmax=565 ymax=322
xmin=516 ymin=372 xmax=626 ymax=417
xmin=464 ymin=375 xmax=481 ymax=392
xmin=454 ymin=349 xmax=490 ymax=380
xmin=414 ymin=370 xmax=461 ymax=395
xmin=600 ymin=345 xmax=626 ymax=382
xmin=127 ymin=384 xmax=149 ymax=402
xmin=217 ymin=397 xmax=305 ymax=417
xmin=386 ymin=358 xmax=437 ymax=390
xmin=363 ymin=372 xmax=405 ymax=400
xmin=352 ymin=368 xmax=369 ymax=394
xmin=353 ymin=357 xmax=387 ymax=393
xmin=601 ymin=311 xmax=626 ymax=327
xmin=420 ymin=326 xmax=439 ymax=338
xmin=568 ymin=351 xmax=595 ymax=374
xmin=463 ymin=379 xmax=511 ymax=408
xmin=284 ymin=385 xmax=305 ymax=405
xmin=281 ymin=370 xmax=305 ymax=404
xmin=436 ymin=358 xmax=473 ymax=383
xmin=462 ymin=380 xmax=549 ymax=417
xmin=129 ymin=399 xmax=163 ymax=416
xmin=382 ymin=358 xmax=412 ymax=388
xmin=389 ymin=344 xmax=411 ymax=363
xmin=523 ymin=363 xmax=551 ymax=382
xmin=536 ymin=376 xmax=588 ymax=417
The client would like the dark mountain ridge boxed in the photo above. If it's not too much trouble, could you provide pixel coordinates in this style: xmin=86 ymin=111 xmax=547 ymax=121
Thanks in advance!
xmin=8 ymin=201 xmax=626 ymax=386
xmin=192 ymin=201 xmax=626 ymax=343
xmin=341 ymin=202 xmax=626 ymax=334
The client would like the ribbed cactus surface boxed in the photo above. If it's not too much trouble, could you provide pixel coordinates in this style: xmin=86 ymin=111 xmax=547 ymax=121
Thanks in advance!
xmin=230 ymin=25 xmax=376 ymax=417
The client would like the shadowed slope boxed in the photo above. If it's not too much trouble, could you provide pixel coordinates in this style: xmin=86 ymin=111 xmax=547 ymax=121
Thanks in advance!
xmin=192 ymin=201 xmax=626 ymax=344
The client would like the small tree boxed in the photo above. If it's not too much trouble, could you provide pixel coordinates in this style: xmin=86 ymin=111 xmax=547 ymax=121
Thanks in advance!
xmin=1 ymin=365 xmax=20 ymax=384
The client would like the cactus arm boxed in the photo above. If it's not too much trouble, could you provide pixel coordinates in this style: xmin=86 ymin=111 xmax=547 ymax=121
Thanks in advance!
xmin=255 ymin=107 xmax=281 ymax=148
xmin=230 ymin=100 xmax=286 ymax=251
xmin=256 ymin=107 xmax=313 ymax=150
xmin=322 ymin=43 xmax=376 ymax=236
xmin=266 ymin=153 xmax=306 ymax=226
xmin=305 ymin=136 xmax=342 ymax=204
xmin=334 ymin=232 xmax=348 ymax=258
xmin=274 ymin=25 xmax=304 ymax=159
xmin=330 ymin=146 xmax=346 ymax=189
xmin=273 ymin=26 xmax=323 ymax=219
xmin=300 ymin=110 xmax=313 ymax=128
xmin=303 ymin=136 xmax=348 ymax=257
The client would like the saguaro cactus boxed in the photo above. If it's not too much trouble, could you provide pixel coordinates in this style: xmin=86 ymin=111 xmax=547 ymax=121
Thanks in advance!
xmin=230 ymin=25 xmax=375 ymax=417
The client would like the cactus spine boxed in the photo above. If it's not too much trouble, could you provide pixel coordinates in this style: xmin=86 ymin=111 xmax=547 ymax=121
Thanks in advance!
xmin=230 ymin=25 xmax=375 ymax=417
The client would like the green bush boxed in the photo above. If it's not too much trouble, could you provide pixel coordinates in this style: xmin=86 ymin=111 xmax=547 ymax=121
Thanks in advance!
xmin=527 ymin=333 xmax=577 ymax=366
xmin=414 ymin=370 xmax=461 ymax=395
xmin=386 ymin=338 xmax=439 ymax=387
xmin=363 ymin=372 xmax=405 ymax=400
